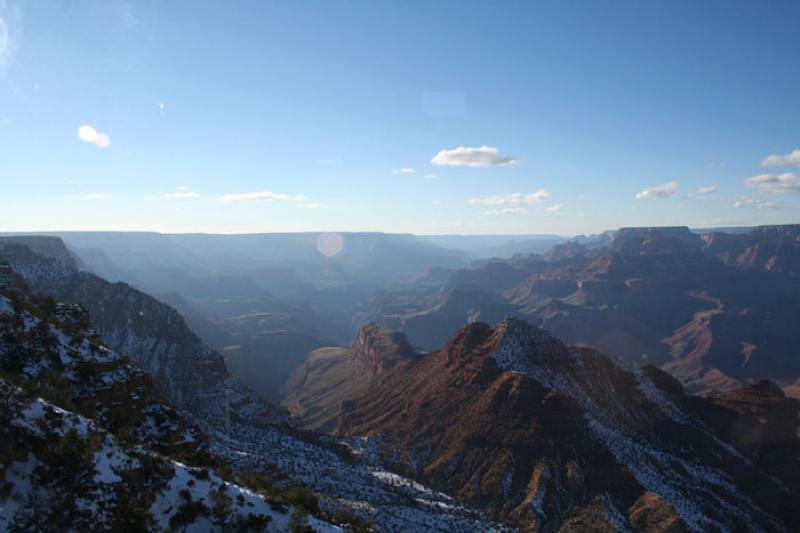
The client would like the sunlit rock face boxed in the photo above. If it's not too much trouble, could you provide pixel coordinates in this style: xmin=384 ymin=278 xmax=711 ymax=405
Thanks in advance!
xmin=335 ymin=317 xmax=800 ymax=531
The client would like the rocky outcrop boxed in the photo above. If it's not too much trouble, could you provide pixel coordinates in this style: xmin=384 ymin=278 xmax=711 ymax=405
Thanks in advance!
xmin=336 ymin=317 xmax=800 ymax=531
xmin=283 ymin=323 xmax=418 ymax=432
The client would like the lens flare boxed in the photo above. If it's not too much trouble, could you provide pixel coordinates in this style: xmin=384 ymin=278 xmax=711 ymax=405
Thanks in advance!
xmin=316 ymin=232 xmax=343 ymax=257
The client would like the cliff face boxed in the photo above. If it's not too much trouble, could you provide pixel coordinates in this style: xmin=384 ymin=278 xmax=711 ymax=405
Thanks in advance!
xmin=351 ymin=321 xmax=418 ymax=375
xmin=336 ymin=317 xmax=800 ymax=531
xmin=0 ymin=265 xmax=203 ymax=455
xmin=610 ymin=226 xmax=704 ymax=256
xmin=283 ymin=322 xmax=419 ymax=432
xmin=701 ymin=224 xmax=800 ymax=274
xmin=0 ymin=236 xmax=80 ymax=270
xmin=0 ymin=237 xmax=280 ymax=426
xmin=0 ymin=262 xmax=318 ymax=532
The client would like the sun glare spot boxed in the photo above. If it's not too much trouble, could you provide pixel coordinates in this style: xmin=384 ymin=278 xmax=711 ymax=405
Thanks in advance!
xmin=316 ymin=232 xmax=344 ymax=257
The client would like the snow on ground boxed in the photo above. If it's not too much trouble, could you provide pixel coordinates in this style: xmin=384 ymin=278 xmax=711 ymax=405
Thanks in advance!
xmin=150 ymin=461 xmax=296 ymax=532
xmin=206 ymin=423 xmax=511 ymax=532
xmin=3 ymin=389 xmax=343 ymax=532
xmin=0 ymin=456 xmax=39 ymax=528
xmin=491 ymin=324 xmax=778 ymax=532
xmin=0 ymin=295 xmax=13 ymax=315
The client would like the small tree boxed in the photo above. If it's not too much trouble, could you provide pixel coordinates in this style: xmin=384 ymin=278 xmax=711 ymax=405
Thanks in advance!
xmin=210 ymin=487 xmax=233 ymax=529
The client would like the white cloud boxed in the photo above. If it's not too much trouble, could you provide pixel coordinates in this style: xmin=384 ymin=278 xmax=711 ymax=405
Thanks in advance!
xmin=468 ymin=189 xmax=551 ymax=206
xmin=761 ymin=148 xmax=800 ymax=167
xmin=635 ymin=181 xmax=678 ymax=200
xmin=685 ymin=185 xmax=716 ymax=199
xmin=546 ymin=203 xmax=563 ymax=213
xmin=77 ymin=126 xmax=95 ymax=143
xmin=432 ymin=200 xmax=442 ymax=205
xmin=217 ymin=191 xmax=307 ymax=203
xmin=77 ymin=124 xmax=111 ymax=149
xmin=424 ymin=173 xmax=438 ymax=179
xmin=65 ymin=193 xmax=108 ymax=200
xmin=431 ymin=145 xmax=518 ymax=167
xmin=164 ymin=186 xmax=199 ymax=199
xmin=166 ymin=191 xmax=200 ymax=199
xmin=485 ymin=207 xmax=529 ymax=215
xmin=733 ymin=196 xmax=781 ymax=209
xmin=744 ymin=173 xmax=800 ymax=194
xmin=705 ymin=160 xmax=727 ymax=169
xmin=396 ymin=167 xmax=415 ymax=174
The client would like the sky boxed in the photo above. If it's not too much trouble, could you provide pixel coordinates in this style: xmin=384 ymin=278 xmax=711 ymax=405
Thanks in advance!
xmin=1 ymin=0 xmax=799 ymax=236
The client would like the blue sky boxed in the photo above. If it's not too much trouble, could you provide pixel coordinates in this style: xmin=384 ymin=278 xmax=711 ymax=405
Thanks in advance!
xmin=1 ymin=0 xmax=798 ymax=235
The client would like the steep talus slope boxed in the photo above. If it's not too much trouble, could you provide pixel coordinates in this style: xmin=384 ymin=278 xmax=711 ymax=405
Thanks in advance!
xmin=0 ymin=263 xmax=341 ymax=531
xmin=336 ymin=318 xmax=800 ymax=531
xmin=283 ymin=322 xmax=419 ymax=432
xmin=0 ymin=264 xmax=205 ymax=458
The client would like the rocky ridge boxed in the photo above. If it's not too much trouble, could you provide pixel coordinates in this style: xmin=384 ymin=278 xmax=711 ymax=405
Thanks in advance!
xmin=335 ymin=318 xmax=800 ymax=531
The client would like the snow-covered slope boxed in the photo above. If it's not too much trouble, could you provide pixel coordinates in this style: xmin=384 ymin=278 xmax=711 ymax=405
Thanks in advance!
xmin=0 ymin=259 xmax=344 ymax=531
xmin=1 ymin=384 xmax=339 ymax=532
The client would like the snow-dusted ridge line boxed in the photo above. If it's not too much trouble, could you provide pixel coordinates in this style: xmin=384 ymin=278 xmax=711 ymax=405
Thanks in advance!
xmin=205 ymin=423 xmax=513 ymax=532
xmin=490 ymin=320 xmax=778 ymax=532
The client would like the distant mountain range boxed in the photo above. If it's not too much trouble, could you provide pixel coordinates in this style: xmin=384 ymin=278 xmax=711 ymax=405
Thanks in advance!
xmin=369 ymin=225 xmax=800 ymax=397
